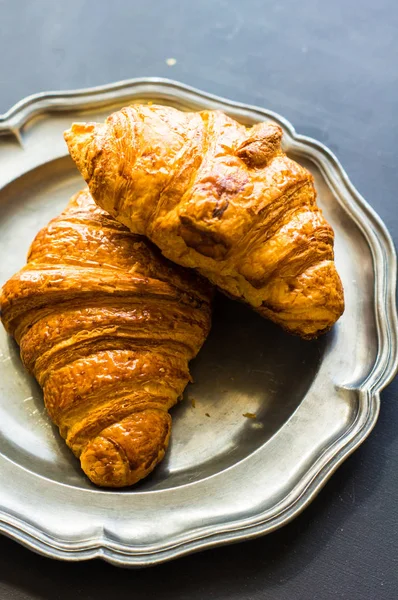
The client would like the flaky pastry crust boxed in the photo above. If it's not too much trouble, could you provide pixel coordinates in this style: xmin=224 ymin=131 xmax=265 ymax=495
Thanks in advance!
xmin=0 ymin=190 xmax=212 ymax=487
xmin=65 ymin=104 xmax=344 ymax=338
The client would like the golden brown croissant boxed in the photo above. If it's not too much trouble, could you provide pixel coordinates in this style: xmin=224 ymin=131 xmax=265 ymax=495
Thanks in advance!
xmin=65 ymin=104 xmax=344 ymax=338
xmin=0 ymin=190 xmax=212 ymax=487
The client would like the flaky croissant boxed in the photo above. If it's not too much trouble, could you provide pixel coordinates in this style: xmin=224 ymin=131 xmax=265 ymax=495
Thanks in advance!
xmin=0 ymin=190 xmax=212 ymax=487
xmin=65 ymin=104 xmax=344 ymax=338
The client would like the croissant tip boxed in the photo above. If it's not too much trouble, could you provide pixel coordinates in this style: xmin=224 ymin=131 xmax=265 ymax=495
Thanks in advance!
xmin=63 ymin=123 xmax=95 ymax=152
xmin=79 ymin=410 xmax=172 ymax=488
xmin=64 ymin=122 xmax=99 ymax=183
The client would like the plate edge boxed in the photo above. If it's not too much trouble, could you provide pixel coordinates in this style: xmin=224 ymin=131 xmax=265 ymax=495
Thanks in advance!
xmin=0 ymin=77 xmax=397 ymax=566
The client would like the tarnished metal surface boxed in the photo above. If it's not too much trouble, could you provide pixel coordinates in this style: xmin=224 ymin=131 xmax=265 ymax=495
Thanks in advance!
xmin=0 ymin=78 xmax=396 ymax=565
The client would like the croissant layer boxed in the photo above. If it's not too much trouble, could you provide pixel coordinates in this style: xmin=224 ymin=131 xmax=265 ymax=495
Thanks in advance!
xmin=65 ymin=105 xmax=344 ymax=338
xmin=0 ymin=190 xmax=212 ymax=487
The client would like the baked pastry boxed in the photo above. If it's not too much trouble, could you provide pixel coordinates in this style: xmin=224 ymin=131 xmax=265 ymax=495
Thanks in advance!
xmin=65 ymin=104 xmax=344 ymax=338
xmin=0 ymin=190 xmax=212 ymax=487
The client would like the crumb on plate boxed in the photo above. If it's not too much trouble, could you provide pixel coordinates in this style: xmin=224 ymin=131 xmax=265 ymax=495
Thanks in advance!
xmin=243 ymin=412 xmax=257 ymax=419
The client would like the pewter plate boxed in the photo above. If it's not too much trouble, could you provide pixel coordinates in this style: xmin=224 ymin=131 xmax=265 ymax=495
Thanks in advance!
xmin=0 ymin=78 xmax=396 ymax=566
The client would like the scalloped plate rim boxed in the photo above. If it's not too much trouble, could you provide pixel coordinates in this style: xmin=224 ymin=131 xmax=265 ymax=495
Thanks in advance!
xmin=0 ymin=77 xmax=396 ymax=566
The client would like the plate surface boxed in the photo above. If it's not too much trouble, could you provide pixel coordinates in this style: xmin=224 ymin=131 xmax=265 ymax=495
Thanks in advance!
xmin=0 ymin=78 xmax=396 ymax=566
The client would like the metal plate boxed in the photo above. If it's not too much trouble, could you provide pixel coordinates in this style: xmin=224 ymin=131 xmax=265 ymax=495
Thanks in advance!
xmin=0 ymin=78 xmax=396 ymax=566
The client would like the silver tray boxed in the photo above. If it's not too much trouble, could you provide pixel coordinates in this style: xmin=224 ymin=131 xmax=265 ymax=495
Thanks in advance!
xmin=0 ymin=78 xmax=396 ymax=566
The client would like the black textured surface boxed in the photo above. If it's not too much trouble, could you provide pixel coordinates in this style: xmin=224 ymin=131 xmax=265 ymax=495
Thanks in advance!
xmin=0 ymin=0 xmax=397 ymax=598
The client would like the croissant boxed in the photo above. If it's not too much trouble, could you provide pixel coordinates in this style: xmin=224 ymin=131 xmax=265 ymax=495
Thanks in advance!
xmin=65 ymin=104 xmax=344 ymax=338
xmin=0 ymin=190 xmax=212 ymax=487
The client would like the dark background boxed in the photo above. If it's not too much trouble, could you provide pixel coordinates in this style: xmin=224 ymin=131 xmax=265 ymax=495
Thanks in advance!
xmin=0 ymin=0 xmax=397 ymax=598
